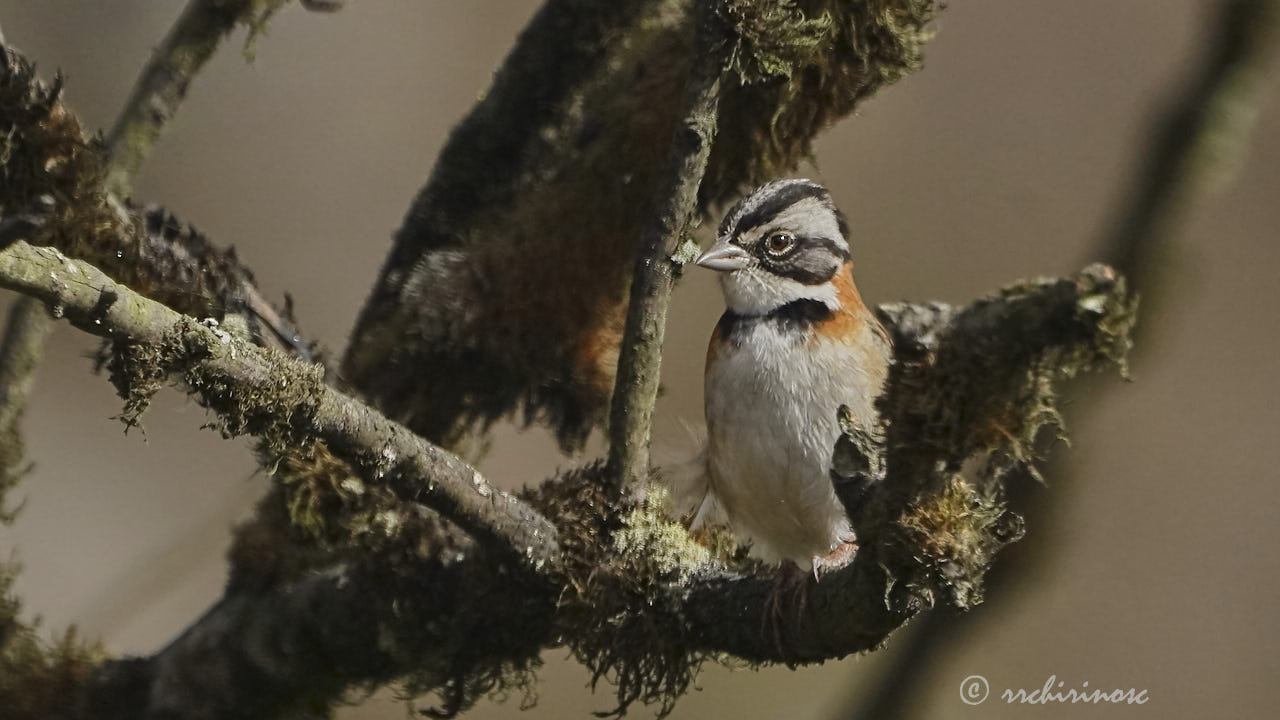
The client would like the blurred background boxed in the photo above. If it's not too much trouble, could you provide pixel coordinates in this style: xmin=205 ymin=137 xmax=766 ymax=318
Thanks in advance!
xmin=1 ymin=1 xmax=1277 ymax=718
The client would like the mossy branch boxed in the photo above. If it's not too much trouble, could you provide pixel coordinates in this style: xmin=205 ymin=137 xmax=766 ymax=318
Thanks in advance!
xmin=0 ymin=3 xmax=1139 ymax=718
xmin=0 ymin=241 xmax=561 ymax=570
xmin=0 ymin=231 xmax=1131 ymax=715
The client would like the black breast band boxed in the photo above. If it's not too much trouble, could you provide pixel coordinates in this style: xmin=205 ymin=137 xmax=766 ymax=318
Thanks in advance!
xmin=716 ymin=299 xmax=833 ymax=346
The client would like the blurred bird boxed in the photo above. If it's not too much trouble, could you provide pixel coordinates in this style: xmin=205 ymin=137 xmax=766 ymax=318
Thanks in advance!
xmin=669 ymin=178 xmax=891 ymax=577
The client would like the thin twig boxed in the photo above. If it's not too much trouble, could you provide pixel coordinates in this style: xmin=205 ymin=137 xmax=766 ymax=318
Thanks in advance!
xmin=1 ymin=0 xmax=279 ymax=485
xmin=104 ymin=0 xmax=264 ymax=197
xmin=0 ymin=241 xmax=561 ymax=569
xmin=101 ymin=0 xmax=327 ymax=356
xmin=0 ymin=0 xmax=314 ymax=521
xmin=606 ymin=0 xmax=725 ymax=489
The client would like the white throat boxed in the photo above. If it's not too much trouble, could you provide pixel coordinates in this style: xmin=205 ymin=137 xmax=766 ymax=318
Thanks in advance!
xmin=719 ymin=268 xmax=839 ymax=316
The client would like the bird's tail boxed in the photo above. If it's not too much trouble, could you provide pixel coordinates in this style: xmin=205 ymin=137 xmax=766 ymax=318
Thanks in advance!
xmin=655 ymin=422 xmax=724 ymax=530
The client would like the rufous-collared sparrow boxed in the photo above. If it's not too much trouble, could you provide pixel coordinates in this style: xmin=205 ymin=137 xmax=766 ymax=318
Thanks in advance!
xmin=670 ymin=178 xmax=891 ymax=575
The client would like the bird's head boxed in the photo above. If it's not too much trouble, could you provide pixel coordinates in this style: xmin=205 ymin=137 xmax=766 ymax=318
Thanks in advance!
xmin=697 ymin=179 xmax=852 ymax=316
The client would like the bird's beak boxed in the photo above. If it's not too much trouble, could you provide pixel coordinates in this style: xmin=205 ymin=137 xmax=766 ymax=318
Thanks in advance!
xmin=695 ymin=240 xmax=751 ymax=272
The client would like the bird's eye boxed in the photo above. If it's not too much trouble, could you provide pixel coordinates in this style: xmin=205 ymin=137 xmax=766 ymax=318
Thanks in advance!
xmin=764 ymin=232 xmax=796 ymax=257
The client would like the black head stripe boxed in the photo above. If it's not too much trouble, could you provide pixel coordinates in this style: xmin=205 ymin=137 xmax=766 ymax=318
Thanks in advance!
xmin=833 ymin=206 xmax=851 ymax=240
xmin=769 ymin=255 xmax=841 ymax=285
xmin=759 ymin=234 xmax=848 ymax=285
xmin=806 ymin=235 xmax=850 ymax=261
xmin=729 ymin=180 xmax=831 ymax=238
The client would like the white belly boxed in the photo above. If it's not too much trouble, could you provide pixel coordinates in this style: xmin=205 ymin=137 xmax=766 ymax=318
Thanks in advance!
xmin=704 ymin=320 xmax=885 ymax=568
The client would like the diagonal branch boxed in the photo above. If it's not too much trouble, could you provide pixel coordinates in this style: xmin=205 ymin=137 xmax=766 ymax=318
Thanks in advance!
xmin=0 ymin=241 xmax=559 ymax=569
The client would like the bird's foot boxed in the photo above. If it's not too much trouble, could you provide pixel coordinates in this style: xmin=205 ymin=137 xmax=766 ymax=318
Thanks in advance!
xmin=761 ymin=560 xmax=810 ymax=662
xmin=810 ymin=539 xmax=857 ymax=580
xmin=760 ymin=543 xmax=857 ymax=659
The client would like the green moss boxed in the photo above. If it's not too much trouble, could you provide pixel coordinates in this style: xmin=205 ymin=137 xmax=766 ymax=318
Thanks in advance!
xmin=719 ymin=0 xmax=835 ymax=82
xmin=525 ymin=466 xmax=747 ymax=717
xmin=612 ymin=485 xmax=717 ymax=579
xmin=265 ymin=443 xmax=412 ymax=556
xmin=706 ymin=0 xmax=940 ymax=205
xmin=100 ymin=334 xmax=176 ymax=431
xmin=893 ymin=475 xmax=1020 ymax=609
xmin=870 ymin=267 xmax=1134 ymax=611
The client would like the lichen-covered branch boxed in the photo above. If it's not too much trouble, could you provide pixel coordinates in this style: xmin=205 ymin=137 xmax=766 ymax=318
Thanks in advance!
xmin=606 ymin=0 xmax=725 ymax=489
xmin=0 ymin=241 xmax=559 ymax=570
xmin=0 ymin=231 xmax=1131 ymax=715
